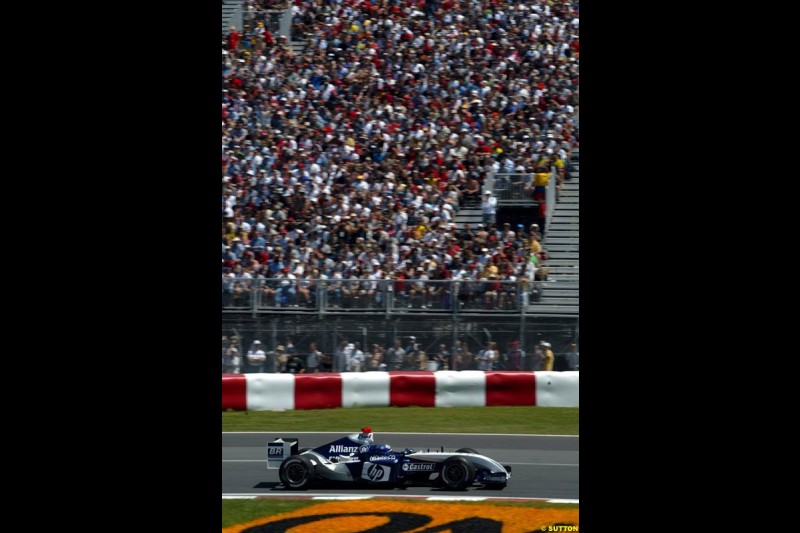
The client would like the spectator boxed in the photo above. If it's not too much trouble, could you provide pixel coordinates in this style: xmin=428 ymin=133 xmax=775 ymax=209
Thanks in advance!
xmin=223 ymin=337 xmax=242 ymax=374
xmin=275 ymin=344 xmax=288 ymax=373
xmin=483 ymin=271 xmax=501 ymax=310
xmin=319 ymin=351 xmax=333 ymax=372
xmin=531 ymin=344 xmax=545 ymax=371
xmin=532 ymin=169 xmax=550 ymax=202
xmin=275 ymin=267 xmax=297 ymax=307
xmin=463 ymin=178 xmax=482 ymax=207
xmin=257 ymin=277 xmax=276 ymax=307
xmin=478 ymin=342 xmax=498 ymax=371
xmin=226 ymin=26 xmax=240 ymax=52
xmin=344 ymin=342 xmax=365 ymax=372
xmin=403 ymin=337 xmax=420 ymax=370
xmin=246 ymin=340 xmax=267 ymax=373
xmin=506 ymin=341 xmax=525 ymax=371
xmin=296 ymin=270 xmax=315 ymax=307
xmin=386 ymin=339 xmax=406 ymax=371
xmin=434 ymin=343 xmax=451 ymax=371
xmin=222 ymin=273 xmax=235 ymax=307
xmin=222 ymin=335 xmax=228 ymax=372
xmin=284 ymin=337 xmax=297 ymax=358
xmin=565 ymin=342 xmax=579 ymax=371
xmin=481 ymin=192 xmax=497 ymax=226
xmin=333 ymin=340 xmax=348 ymax=373
xmin=417 ymin=350 xmax=430 ymax=371
xmin=368 ymin=344 xmax=385 ymax=370
xmin=306 ymin=341 xmax=322 ymax=373
xmin=285 ymin=352 xmax=306 ymax=374
xmin=540 ymin=341 xmax=555 ymax=371
xmin=453 ymin=340 xmax=474 ymax=371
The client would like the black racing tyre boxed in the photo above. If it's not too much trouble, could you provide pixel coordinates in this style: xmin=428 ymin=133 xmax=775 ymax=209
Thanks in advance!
xmin=440 ymin=456 xmax=476 ymax=490
xmin=455 ymin=447 xmax=479 ymax=454
xmin=279 ymin=455 xmax=315 ymax=490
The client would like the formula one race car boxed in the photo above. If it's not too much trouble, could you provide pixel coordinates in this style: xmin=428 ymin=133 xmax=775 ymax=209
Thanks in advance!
xmin=267 ymin=427 xmax=511 ymax=491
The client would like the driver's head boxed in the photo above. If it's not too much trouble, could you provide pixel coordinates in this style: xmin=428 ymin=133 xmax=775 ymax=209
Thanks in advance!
xmin=358 ymin=426 xmax=374 ymax=442
xmin=376 ymin=443 xmax=391 ymax=454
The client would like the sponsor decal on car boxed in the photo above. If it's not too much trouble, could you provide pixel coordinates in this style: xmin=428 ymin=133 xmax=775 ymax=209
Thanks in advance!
xmin=402 ymin=462 xmax=435 ymax=471
xmin=328 ymin=445 xmax=360 ymax=454
xmin=484 ymin=474 xmax=507 ymax=482
xmin=361 ymin=462 xmax=390 ymax=482
xmin=359 ymin=445 xmax=369 ymax=453
xmin=369 ymin=455 xmax=396 ymax=461
xmin=267 ymin=445 xmax=284 ymax=456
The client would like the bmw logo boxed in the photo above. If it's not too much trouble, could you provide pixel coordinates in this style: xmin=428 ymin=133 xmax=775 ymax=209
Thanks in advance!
xmin=359 ymin=445 xmax=369 ymax=453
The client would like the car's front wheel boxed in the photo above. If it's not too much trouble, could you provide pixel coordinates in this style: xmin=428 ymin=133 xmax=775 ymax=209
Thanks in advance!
xmin=455 ymin=447 xmax=479 ymax=454
xmin=279 ymin=455 xmax=315 ymax=490
xmin=440 ymin=456 xmax=476 ymax=490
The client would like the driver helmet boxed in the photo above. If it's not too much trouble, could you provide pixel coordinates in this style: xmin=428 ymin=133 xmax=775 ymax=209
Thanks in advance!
xmin=358 ymin=426 xmax=374 ymax=442
xmin=376 ymin=443 xmax=391 ymax=454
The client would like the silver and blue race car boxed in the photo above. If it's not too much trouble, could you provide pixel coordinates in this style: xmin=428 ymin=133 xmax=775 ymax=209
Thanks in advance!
xmin=266 ymin=427 xmax=511 ymax=491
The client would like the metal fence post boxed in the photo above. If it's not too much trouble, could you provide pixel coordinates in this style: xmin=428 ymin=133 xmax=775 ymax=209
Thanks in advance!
xmin=251 ymin=279 xmax=258 ymax=318
xmin=451 ymin=280 xmax=460 ymax=370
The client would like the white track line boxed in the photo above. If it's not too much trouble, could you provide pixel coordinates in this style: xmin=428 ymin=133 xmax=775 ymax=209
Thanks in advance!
xmin=426 ymin=496 xmax=488 ymax=501
xmin=222 ymin=460 xmax=578 ymax=466
xmin=223 ymin=432 xmax=578 ymax=437
xmin=310 ymin=496 xmax=373 ymax=500
xmin=504 ymin=462 xmax=578 ymax=467
xmin=222 ymin=493 xmax=578 ymax=503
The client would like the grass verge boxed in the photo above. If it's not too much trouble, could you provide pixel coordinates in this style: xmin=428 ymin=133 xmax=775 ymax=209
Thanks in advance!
xmin=222 ymin=406 xmax=578 ymax=434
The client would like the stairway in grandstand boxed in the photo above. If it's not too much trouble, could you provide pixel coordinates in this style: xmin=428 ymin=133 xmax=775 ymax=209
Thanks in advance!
xmin=222 ymin=0 xmax=244 ymax=33
xmin=525 ymin=148 xmax=579 ymax=316
xmin=290 ymin=39 xmax=308 ymax=55
xmin=452 ymin=206 xmax=483 ymax=229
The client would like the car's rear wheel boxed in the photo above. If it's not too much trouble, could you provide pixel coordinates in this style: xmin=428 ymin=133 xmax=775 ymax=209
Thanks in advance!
xmin=440 ymin=456 xmax=476 ymax=490
xmin=455 ymin=447 xmax=479 ymax=454
xmin=279 ymin=455 xmax=315 ymax=490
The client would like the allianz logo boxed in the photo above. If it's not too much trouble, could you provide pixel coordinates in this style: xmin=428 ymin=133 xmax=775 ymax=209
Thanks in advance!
xmin=329 ymin=445 xmax=359 ymax=453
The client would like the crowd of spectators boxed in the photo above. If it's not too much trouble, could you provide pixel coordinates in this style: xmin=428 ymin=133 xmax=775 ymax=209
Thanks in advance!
xmin=222 ymin=335 xmax=577 ymax=373
xmin=222 ymin=0 xmax=579 ymax=308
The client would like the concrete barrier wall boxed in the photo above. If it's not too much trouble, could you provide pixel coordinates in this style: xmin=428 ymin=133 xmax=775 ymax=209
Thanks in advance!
xmin=222 ymin=371 xmax=579 ymax=411
xmin=532 ymin=371 xmax=579 ymax=407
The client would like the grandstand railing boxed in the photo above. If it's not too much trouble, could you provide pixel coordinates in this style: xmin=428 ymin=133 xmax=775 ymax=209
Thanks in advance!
xmin=487 ymin=165 xmax=556 ymax=207
xmin=489 ymin=173 xmax=534 ymax=201
xmin=242 ymin=9 xmax=283 ymax=34
xmin=546 ymin=165 xmax=557 ymax=232
xmin=222 ymin=277 xmax=537 ymax=315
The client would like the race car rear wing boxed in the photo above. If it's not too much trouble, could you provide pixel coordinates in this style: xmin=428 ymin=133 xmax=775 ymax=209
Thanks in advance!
xmin=266 ymin=438 xmax=299 ymax=469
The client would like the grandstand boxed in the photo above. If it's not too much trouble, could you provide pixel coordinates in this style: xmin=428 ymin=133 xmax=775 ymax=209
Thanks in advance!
xmin=221 ymin=0 xmax=579 ymax=370
xmin=530 ymin=145 xmax=579 ymax=316
xmin=221 ymin=0 xmax=243 ymax=34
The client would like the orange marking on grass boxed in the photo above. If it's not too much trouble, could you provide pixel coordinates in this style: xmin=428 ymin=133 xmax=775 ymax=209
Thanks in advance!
xmin=223 ymin=500 xmax=579 ymax=533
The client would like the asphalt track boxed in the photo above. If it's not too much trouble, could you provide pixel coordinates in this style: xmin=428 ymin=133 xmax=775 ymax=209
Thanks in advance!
xmin=223 ymin=432 xmax=578 ymax=500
